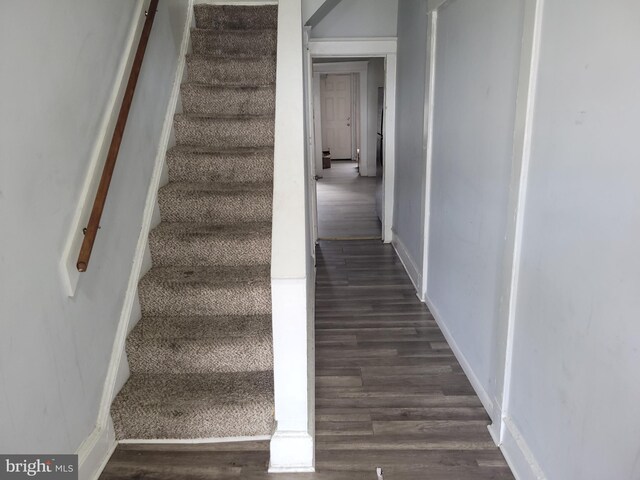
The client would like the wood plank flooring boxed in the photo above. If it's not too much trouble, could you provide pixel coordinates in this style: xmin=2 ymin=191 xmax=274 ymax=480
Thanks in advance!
xmin=317 ymin=161 xmax=381 ymax=240
xmin=99 ymin=241 xmax=513 ymax=480
xmin=312 ymin=241 xmax=513 ymax=479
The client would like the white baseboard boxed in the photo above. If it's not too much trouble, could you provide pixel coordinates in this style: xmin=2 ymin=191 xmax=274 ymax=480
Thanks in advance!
xmin=500 ymin=416 xmax=546 ymax=480
xmin=76 ymin=418 xmax=117 ymax=480
xmin=423 ymin=295 xmax=495 ymax=423
xmin=391 ymin=232 xmax=422 ymax=294
xmin=268 ymin=430 xmax=315 ymax=472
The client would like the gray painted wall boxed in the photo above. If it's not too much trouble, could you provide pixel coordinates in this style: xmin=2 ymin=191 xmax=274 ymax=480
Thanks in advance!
xmin=395 ymin=0 xmax=640 ymax=477
xmin=0 ymin=0 xmax=187 ymax=453
xmin=508 ymin=1 xmax=640 ymax=477
xmin=310 ymin=0 xmax=398 ymax=38
xmin=392 ymin=0 xmax=429 ymax=271
xmin=426 ymin=0 xmax=524 ymax=412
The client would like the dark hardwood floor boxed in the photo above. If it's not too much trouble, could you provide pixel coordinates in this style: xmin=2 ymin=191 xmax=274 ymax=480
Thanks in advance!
xmin=312 ymin=241 xmax=513 ymax=479
xmin=100 ymin=241 xmax=513 ymax=479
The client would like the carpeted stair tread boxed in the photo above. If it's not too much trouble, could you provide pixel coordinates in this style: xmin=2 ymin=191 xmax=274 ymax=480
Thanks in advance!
xmin=186 ymin=55 xmax=276 ymax=86
xmin=181 ymin=83 xmax=275 ymax=116
xmin=191 ymin=29 xmax=277 ymax=57
xmin=166 ymin=146 xmax=273 ymax=183
xmin=157 ymin=181 xmax=272 ymax=224
xmin=194 ymin=5 xmax=278 ymax=30
xmin=111 ymin=371 xmax=274 ymax=439
xmin=138 ymin=264 xmax=271 ymax=317
xmin=127 ymin=315 xmax=272 ymax=374
xmin=174 ymin=114 xmax=274 ymax=148
xmin=149 ymin=221 xmax=271 ymax=267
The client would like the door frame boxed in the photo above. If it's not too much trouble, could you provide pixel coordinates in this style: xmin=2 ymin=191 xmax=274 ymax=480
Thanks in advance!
xmin=314 ymin=63 xmax=368 ymax=173
xmin=306 ymin=38 xmax=398 ymax=243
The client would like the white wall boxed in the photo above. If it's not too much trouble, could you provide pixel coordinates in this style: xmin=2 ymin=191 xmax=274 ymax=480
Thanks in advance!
xmin=310 ymin=0 xmax=398 ymax=38
xmin=392 ymin=0 xmax=429 ymax=280
xmin=367 ymin=58 xmax=384 ymax=178
xmin=0 ymin=0 xmax=186 ymax=454
xmin=506 ymin=1 xmax=640 ymax=478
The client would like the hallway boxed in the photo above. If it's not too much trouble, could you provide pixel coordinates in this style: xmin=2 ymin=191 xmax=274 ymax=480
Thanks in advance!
xmin=317 ymin=161 xmax=381 ymax=239
xmin=100 ymin=241 xmax=513 ymax=479
xmin=313 ymin=240 xmax=513 ymax=478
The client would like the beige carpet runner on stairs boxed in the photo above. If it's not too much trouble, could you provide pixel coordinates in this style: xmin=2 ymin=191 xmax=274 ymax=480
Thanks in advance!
xmin=110 ymin=4 xmax=277 ymax=440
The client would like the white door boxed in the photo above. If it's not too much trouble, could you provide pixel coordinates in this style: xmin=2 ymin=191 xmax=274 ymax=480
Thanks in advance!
xmin=321 ymin=74 xmax=352 ymax=159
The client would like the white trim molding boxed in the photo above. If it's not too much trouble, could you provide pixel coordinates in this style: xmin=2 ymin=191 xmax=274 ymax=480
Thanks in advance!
xmin=496 ymin=0 xmax=545 ymax=444
xmin=307 ymin=37 xmax=397 ymax=243
xmin=269 ymin=430 xmax=315 ymax=473
xmin=59 ymin=0 xmax=148 ymax=297
xmin=420 ymin=10 xmax=438 ymax=303
xmin=308 ymin=37 xmax=397 ymax=57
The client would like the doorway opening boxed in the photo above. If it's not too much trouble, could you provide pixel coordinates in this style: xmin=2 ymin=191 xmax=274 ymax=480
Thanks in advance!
xmin=311 ymin=58 xmax=386 ymax=241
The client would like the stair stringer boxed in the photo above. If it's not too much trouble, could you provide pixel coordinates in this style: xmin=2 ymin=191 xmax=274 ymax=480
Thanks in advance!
xmin=94 ymin=0 xmax=195 ymax=444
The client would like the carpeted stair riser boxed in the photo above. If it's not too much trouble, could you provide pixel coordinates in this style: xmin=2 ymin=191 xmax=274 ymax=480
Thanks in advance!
xmin=166 ymin=147 xmax=273 ymax=183
xmin=186 ymin=55 xmax=275 ymax=86
xmin=157 ymin=182 xmax=272 ymax=224
xmin=111 ymin=372 xmax=274 ymax=439
xmin=174 ymin=114 xmax=274 ymax=148
xmin=194 ymin=5 xmax=277 ymax=30
xmin=181 ymin=84 xmax=275 ymax=116
xmin=138 ymin=265 xmax=271 ymax=317
xmin=191 ymin=29 xmax=277 ymax=57
xmin=149 ymin=222 xmax=271 ymax=267
xmin=127 ymin=315 xmax=273 ymax=374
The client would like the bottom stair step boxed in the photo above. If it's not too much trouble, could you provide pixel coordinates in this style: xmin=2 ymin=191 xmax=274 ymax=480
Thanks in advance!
xmin=111 ymin=371 xmax=274 ymax=440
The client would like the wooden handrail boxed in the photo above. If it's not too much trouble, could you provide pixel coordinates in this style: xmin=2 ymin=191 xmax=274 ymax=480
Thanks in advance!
xmin=77 ymin=0 xmax=159 ymax=272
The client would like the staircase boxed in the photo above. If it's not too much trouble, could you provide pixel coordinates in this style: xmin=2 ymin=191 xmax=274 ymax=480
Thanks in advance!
xmin=110 ymin=4 xmax=277 ymax=440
